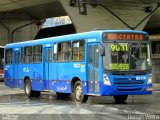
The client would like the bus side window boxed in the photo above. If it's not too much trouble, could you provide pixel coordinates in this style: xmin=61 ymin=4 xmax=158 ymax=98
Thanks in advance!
xmin=94 ymin=45 xmax=99 ymax=68
xmin=58 ymin=42 xmax=71 ymax=62
xmin=33 ymin=45 xmax=42 ymax=63
xmin=14 ymin=52 xmax=20 ymax=64
xmin=5 ymin=49 xmax=13 ymax=64
xmin=79 ymin=41 xmax=85 ymax=61
xmin=72 ymin=40 xmax=85 ymax=61
xmin=88 ymin=46 xmax=92 ymax=65
xmin=58 ymin=43 xmax=64 ymax=62
xmin=24 ymin=46 xmax=32 ymax=64
xmin=64 ymin=42 xmax=71 ymax=61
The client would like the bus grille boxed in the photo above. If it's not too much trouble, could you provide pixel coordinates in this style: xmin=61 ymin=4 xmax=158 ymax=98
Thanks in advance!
xmin=117 ymin=88 xmax=142 ymax=91
xmin=114 ymin=78 xmax=145 ymax=85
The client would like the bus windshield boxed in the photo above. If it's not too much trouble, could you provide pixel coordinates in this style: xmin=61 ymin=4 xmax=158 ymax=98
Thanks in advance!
xmin=103 ymin=42 xmax=152 ymax=71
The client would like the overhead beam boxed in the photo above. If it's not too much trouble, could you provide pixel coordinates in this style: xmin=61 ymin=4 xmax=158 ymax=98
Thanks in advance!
xmin=150 ymin=34 xmax=160 ymax=41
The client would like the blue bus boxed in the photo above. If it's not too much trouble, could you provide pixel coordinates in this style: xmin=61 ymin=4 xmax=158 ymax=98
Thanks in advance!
xmin=4 ymin=30 xmax=152 ymax=103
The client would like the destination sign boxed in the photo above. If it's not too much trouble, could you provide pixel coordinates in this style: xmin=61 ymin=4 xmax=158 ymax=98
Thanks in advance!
xmin=102 ymin=32 xmax=149 ymax=41
xmin=110 ymin=63 xmax=129 ymax=70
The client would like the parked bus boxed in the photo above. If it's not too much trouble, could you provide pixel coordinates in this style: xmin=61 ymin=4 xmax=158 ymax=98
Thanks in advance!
xmin=4 ymin=30 xmax=152 ymax=103
xmin=0 ymin=46 xmax=4 ymax=81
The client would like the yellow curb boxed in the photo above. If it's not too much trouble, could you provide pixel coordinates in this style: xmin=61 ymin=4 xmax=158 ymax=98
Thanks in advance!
xmin=43 ymin=90 xmax=51 ymax=92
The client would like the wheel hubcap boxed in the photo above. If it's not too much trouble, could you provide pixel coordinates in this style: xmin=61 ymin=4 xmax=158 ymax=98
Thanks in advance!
xmin=76 ymin=85 xmax=82 ymax=100
xmin=26 ymin=82 xmax=31 ymax=94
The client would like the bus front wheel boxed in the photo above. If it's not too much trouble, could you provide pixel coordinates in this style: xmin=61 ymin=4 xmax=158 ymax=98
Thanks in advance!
xmin=113 ymin=95 xmax=128 ymax=103
xmin=73 ymin=81 xmax=88 ymax=103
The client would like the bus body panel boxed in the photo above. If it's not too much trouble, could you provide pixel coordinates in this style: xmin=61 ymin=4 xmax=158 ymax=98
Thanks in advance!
xmin=100 ymin=73 xmax=152 ymax=96
xmin=4 ymin=65 xmax=14 ymax=88
xmin=4 ymin=30 xmax=152 ymax=97
xmin=101 ymin=84 xmax=152 ymax=96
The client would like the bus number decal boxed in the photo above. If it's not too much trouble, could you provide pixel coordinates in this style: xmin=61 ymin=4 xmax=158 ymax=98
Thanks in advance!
xmin=136 ymin=76 xmax=147 ymax=80
xmin=23 ymin=67 xmax=29 ymax=73
xmin=110 ymin=44 xmax=128 ymax=52
xmin=46 ymin=44 xmax=51 ymax=47
xmin=15 ymin=48 xmax=19 ymax=51
xmin=80 ymin=63 xmax=85 ymax=72
xmin=73 ymin=63 xmax=80 ymax=68
xmin=88 ymin=38 xmax=96 ymax=42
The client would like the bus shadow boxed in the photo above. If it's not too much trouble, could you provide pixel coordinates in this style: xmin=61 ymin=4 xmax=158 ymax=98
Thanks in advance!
xmin=87 ymin=95 xmax=153 ymax=105
xmin=0 ymin=92 xmax=155 ymax=106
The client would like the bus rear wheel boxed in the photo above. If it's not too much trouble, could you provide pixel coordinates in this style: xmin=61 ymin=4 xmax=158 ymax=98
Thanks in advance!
xmin=73 ymin=81 xmax=88 ymax=103
xmin=24 ymin=79 xmax=34 ymax=98
xmin=24 ymin=79 xmax=41 ymax=98
xmin=113 ymin=95 xmax=128 ymax=103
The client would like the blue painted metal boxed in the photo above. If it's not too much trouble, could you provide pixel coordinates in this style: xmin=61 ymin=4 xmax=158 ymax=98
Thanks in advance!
xmin=100 ymin=72 xmax=152 ymax=96
xmin=4 ymin=30 xmax=152 ymax=97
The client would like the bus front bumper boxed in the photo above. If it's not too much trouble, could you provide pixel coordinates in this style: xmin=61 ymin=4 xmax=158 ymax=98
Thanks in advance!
xmin=101 ymin=84 xmax=152 ymax=96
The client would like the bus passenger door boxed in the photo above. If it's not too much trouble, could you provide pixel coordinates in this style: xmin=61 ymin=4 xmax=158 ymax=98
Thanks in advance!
xmin=13 ymin=50 xmax=20 ymax=87
xmin=44 ymin=47 xmax=52 ymax=90
xmin=88 ymin=43 xmax=99 ymax=93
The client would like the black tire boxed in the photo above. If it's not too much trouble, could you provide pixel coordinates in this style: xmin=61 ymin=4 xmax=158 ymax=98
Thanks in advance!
xmin=73 ymin=81 xmax=88 ymax=103
xmin=24 ymin=79 xmax=34 ymax=98
xmin=113 ymin=95 xmax=128 ymax=103
xmin=56 ymin=92 xmax=71 ymax=99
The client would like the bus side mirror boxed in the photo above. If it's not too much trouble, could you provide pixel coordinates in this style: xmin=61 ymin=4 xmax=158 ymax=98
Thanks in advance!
xmin=100 ymin=47 xmax=105 ymax=56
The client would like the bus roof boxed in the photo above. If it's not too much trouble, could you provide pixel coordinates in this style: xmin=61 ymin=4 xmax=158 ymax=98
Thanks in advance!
xmin=5 ymin=29 xmax=148 ymax=49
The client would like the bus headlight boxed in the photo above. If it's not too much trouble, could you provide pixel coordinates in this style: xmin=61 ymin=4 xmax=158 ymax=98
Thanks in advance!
xmin=147 ymin=74 xmax=152 ymax=84
xmin=104 ymin=74 xmax=111 ymax=85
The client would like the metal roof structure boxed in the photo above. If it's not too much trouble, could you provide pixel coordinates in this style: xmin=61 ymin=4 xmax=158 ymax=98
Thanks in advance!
xmin=0 ymin=0 xmax=159 ymax=34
